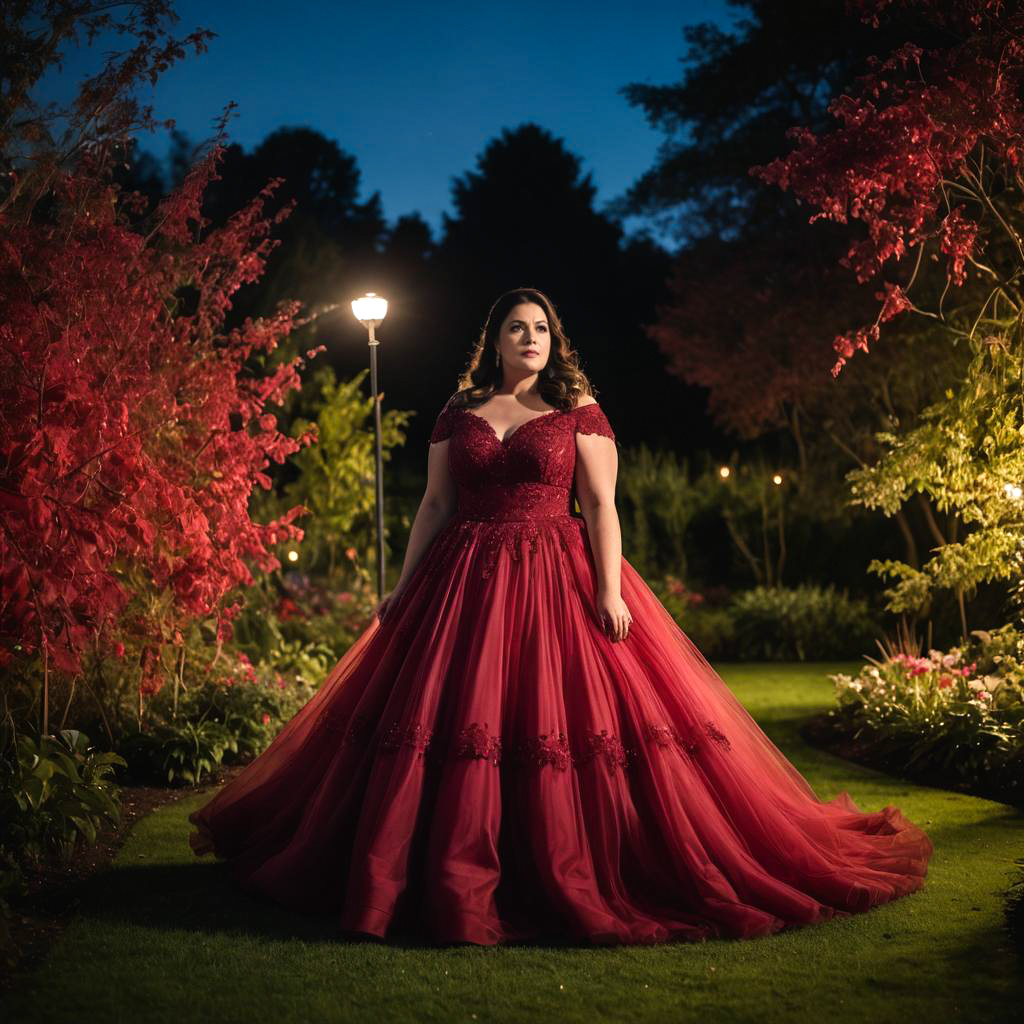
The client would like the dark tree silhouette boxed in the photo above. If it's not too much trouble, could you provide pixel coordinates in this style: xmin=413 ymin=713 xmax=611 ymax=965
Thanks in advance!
xmin=611 ymin=0 xmax=966 ymax=591
xmin=191 ymin=127 xmax=387 ymax=325
xmin=116 ymin=122 xmax=700 ymax=462
xmin=433 ymin=123 xmax=693 ymax=449
xmin=611 ymin=0 xmax=934 ymax=244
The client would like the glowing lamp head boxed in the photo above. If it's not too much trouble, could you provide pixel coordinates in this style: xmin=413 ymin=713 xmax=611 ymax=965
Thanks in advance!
xmin=719 ymin=466 xmax=730 ymax=479
xmin=287 ymin=549 xmax=299 ymax=563
xmin=772 ymin=473 xmax=782 ymax=485
xmin=351 ymin=292 xmax=388 ymax=325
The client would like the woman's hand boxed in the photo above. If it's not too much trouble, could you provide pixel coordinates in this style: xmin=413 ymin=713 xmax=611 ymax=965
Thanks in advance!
xmin=374 ymin=583 xmax=406 ymax=623
xmin=596 ymin=587 xmax=632 ymax=642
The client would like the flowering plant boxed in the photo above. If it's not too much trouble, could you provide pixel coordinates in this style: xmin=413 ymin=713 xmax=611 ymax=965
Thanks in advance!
xmin=827 ymin=624 xmax=1024 ymax=794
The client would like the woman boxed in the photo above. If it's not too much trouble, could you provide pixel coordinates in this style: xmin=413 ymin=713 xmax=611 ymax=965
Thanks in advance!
xmin=188 ymin=287 xmax=933 ymax=946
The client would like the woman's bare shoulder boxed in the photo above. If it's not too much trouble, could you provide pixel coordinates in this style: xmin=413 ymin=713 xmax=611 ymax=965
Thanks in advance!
xmin=572 ymin=394 xmax=598 ymax=410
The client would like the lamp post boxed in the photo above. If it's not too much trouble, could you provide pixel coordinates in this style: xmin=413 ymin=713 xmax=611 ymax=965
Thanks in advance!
xmin=350 ymin=292 xmax=389 ymax=600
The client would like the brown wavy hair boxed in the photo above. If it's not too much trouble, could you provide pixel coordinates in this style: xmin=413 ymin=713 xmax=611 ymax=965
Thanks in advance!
xmin=446 ymin=288 xmax=596 ymax=412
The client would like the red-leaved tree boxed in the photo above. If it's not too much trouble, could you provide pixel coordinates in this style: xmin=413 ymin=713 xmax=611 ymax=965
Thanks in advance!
xmin=0 ymin=2 xmax=320 ymax=734
xmin=753 ymin=0 xmax=1024 ymax=375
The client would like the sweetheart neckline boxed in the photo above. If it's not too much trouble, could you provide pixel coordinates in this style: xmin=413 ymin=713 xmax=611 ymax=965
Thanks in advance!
xmin=460 ymin=406 xmax=565 ymax=446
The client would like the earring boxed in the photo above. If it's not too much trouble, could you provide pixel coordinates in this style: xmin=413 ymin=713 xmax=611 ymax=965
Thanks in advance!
xmin=495 ymin=349 xmax=501 ymax=366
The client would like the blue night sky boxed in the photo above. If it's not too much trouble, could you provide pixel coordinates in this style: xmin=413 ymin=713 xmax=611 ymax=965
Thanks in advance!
xmin=34 ymin=0 xmax=737 ymax=242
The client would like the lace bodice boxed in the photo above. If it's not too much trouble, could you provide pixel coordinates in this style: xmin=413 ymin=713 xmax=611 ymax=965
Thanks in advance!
xmin=428 ymin=396 xmax=616 ymax=520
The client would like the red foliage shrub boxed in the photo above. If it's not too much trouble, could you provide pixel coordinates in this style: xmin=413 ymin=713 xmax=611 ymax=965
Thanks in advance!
xmin=754 ymin=0 xmax=1024 ymax=374
xmin=0 ymin=143 xmax=319 ymax=683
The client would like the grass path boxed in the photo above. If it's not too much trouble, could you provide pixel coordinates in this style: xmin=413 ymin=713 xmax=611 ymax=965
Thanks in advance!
xmin=3 ymin=662 xmax=1021 ymax=1023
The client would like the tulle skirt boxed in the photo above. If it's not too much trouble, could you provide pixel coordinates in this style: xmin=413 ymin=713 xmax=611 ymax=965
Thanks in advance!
xmin=188 ymin=512 xmax=933 ymax=945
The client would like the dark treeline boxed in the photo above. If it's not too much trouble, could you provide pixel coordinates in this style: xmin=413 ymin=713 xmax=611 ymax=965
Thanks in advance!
xmin=119 ymin=121 xmax=694 ymax=472
xmin=116 ymin=1 xmax=948 ymax=471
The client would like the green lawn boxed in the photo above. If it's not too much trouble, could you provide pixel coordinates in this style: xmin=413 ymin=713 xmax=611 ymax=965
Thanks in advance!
xmin=3 ymin=662 xmax=1021 ymax=1023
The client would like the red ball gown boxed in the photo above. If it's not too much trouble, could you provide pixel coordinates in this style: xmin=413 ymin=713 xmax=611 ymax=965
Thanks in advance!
xmin=188 ymin=396 xmax=934 ymax=945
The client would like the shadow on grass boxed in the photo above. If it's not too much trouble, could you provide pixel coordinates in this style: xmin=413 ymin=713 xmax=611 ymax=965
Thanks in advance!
xmin=68 ymin=859 xmax=617 ymax=952
xmin=72 ymin=796 xmax=1018 ymax=956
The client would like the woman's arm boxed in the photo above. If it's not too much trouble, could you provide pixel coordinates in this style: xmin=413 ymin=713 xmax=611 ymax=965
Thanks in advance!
xmin=574 ymin=402 xmax=631 ymax=641
xmin=390 ymin=437 xmax=458 ymax=592
xmin=575 ymin=432 xmax=621 ymax=593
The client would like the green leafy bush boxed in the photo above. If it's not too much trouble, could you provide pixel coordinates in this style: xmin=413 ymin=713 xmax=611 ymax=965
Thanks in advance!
xmin=615 ymin=445 xmax=698 ymax=580
xmin=228 ymin=560 xmax=379 ymax=680
xmin=650 ymin=579 xmax=880 ymax=661
xmin=672 ymin=605 xmax=738 ymax=660
xmin=117 ymin=672 xmax=317 ymax=786
xmin=647 ymin=576 xmax=736 ymax=659
xmin=0 ymin=730 xmax=126 ymax=862
xmin=117 ymin=718 xmax=237 ymax=787
xmin=729 ymin=585 xmax=881 ymax=660
xmin=0 ymin=729 xmax=127 ymax=962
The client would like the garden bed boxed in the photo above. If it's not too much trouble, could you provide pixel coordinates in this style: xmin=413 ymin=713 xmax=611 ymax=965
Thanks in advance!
xmin=799 ymin=711 xmax=1024 ymax=809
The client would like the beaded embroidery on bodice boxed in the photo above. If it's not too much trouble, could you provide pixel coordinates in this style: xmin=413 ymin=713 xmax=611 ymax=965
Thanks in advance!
xmin=428 ymin=396 xmax=617 ymax=521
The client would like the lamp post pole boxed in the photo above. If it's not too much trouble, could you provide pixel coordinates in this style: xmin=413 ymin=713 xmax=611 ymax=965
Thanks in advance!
xmin=351 ymin=292 xmax=389 ymax=600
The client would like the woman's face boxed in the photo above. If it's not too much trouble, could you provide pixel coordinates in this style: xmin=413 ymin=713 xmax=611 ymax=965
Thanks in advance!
xmin=495 ymin=302 xmax=551 ymax=375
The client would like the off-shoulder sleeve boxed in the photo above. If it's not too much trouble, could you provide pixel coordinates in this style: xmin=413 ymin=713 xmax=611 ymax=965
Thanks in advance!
xmin=574 ymin=402 xmax=616 ymax=442
xmin=428 ymin=398 xmax=457 ymax=444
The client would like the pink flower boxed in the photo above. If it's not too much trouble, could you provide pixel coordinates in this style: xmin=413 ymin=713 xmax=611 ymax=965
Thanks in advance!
xmin=261 ymin=712 xmax=271 ymax=724
xmin=876 ymin=281 xmax=912 ymax=322
xmin=939 ymin=207 xmax=978 ymax=286
xmin=978 ymin=691 xmax=991 ymax=701
xmin=938 ymin=675 xmax=953 ymax=689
